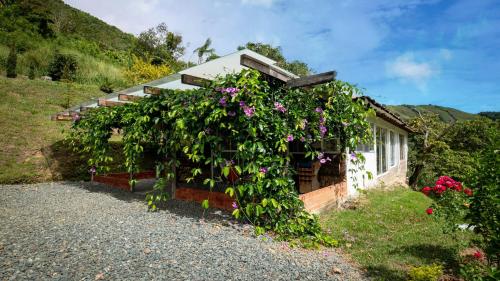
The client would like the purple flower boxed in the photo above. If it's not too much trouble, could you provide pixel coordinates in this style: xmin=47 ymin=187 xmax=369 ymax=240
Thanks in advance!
xmin=219 ymin=97 xmax=227 ymax=107
xmin=228 ymin=111 xmax=236 ymax=117
xmin=286 ymin=134 xmax=294 ymax=142
xmin=318 ymin=152 xmax=324 ymax=160
xmin=259 ymin=167 xmax=268 ymax=174
xmin=239 ymin=101 xmax=246 ymax=107
xmin=319 ymin=117 xmax=325 ymax=124
xmin=315 ymin=107 xmax=323 ymax=113
xmin=274 ymin=102 xmax=287 ymax=113
xmin=319 ymin=125 xmax=327 ymax=136
xmin=319 ymin=154 xmax=332 ymax=164
xmin=350 ymin=152 xmax=357 ymax=160
xmin=243 ymin=106 xmax=255 ymax=117
xmin=231 ymin=201 xmax=238 ymax=209
xmin=89 ymin=166 xmax=96 ymax=174
xmin=225 ymin=159 xmax=235 ymax=166
xmin=72 ymin=113 xmax=80 ymax=122
xmin=300 ymin=136 xmax=306 ymax=142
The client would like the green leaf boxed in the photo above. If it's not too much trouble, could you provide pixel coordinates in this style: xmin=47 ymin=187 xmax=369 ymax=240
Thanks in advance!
xmin=222 ymin=166 xmax=230 ymax=177
xmin=201 ymin=199 xmax=209 ymax=209
xmin=261 ymin=198 xmax=268 ymax=207
xmin=225 ymin=187 xmax=234 ymax=197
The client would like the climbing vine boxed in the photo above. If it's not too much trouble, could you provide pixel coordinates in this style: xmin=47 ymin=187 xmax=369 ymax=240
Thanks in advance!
xmin=68 ymin=70 xmax=373 ymax=246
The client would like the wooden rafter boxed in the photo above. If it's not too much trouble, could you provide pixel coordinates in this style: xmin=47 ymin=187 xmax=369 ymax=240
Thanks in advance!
xmin=118 ymin=94 xmax=143 ymax=102
xmin=98 ymin=98 xmax=126 ymax=107
xmin=144 ymin=85 xmax=162 ymax=95
xmin=181 ymin=74 xmax=212 ymax=87
xmin=286 ymin=71 xmax=336 ymax=88
xmin=240 ymin=54 xmax=292 ymax=82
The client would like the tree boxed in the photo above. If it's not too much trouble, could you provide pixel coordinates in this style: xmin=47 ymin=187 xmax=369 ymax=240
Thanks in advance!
xmin=408 ymin=114 xmax=498 ymax=187
xmin=133 ymin=23 xmax=185 ymax=66
xmin=6 ymin=44 xmax=17 ymax=78
xmin=193 ymin=38 xmax=216 ymax=64
xmin=48 ymin=51 xmax=78 ymax=81
xmin=237 ymin=42 xmax=311 ymax=77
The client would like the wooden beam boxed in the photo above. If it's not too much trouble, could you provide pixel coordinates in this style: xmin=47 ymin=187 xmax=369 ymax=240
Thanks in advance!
xmin=286 ymin=71 xmax=336 ymax=88
xmin=118 ymin=94 xmax=143 ymax=102
xmin=51 ymin=113 xmax=75 ymax=121
xmin=98 ymin=98 xmax=126 ymax=107
xmin=240 ymin=54 xmax=292 ymax=82
xmin=144 ymin=85 xmax=161 ymax=95
xmin=181 ymin=74 xmax=212 ymax=87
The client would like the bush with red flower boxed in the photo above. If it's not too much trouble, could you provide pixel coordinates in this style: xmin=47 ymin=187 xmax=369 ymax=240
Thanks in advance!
xmin=421 ymin=176 xmax=473 ymax=233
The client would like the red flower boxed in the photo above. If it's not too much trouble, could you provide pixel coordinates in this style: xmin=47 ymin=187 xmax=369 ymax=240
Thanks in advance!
xmin=473 ymin=251 xmax=483 ymax=259
xmin=464 ymin=188 xmax=473 ymax=196
xmin=426 ymin=208 xmax=433 ymax=215
xmin=433 ymin=185 xmax=446 ymax=195
xmin=421 ymin=186 xmax=432 ymax=196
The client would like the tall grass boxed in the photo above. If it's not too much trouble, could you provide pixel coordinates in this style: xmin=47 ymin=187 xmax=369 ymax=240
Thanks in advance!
xmin=0 ymin=41 xmax=130 ymax=90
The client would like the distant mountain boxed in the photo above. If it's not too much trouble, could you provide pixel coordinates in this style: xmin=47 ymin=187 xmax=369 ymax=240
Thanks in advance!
xmin=478 ymin=111 xmax=500 ymax=121
xmin=386 ymin=104 xmax=478 ymax=123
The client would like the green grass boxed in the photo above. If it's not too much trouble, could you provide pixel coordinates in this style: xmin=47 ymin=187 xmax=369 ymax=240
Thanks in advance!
xmin=321 ymin=188 xmax=474 ymax=280
xmin=0 ymin=76 xmax=105 ymax=183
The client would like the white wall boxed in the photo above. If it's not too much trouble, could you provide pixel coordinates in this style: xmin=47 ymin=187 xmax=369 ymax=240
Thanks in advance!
xmin=346 ymin=116 xmax=409 ymax=197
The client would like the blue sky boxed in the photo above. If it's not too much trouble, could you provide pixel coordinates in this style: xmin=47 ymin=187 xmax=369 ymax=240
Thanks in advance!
xmin=65 ymin=0 xmax=500 ymax=113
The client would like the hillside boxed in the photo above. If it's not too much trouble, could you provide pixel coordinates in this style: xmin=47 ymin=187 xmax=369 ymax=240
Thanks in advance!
xmin=386 ymin=104 xmax=478 ymax=122
xmin=0 ymin=76 xmax=138 ymax=184
xmin=0 ymin=0 xmax=136 ymax=90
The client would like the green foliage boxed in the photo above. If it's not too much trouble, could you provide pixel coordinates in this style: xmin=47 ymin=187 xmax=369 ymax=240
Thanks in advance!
xmin=407 ymin=264 xmax=443 ymax=281
xmin=194 ymin=38 xmax=216 ymax=64
xmin=478 ymin=111 xmax=500 ymax=121
xmin=99 ymin=77 xmax=113 ymax=94
xmin=388 ymin=104 xmax=477 ymax=123
xmin=132 ymin=22 xmax=185 ymax=69
xmin=467 ymin=146 xmax=500 ymax=261
xmin=238 ymin=42 xmax=311 ymax=77
xmin=28 ymin=61 xmax=35 ymax=79
xmin=459 ymin=261 xmax=500 ymax=281
xmin=6 ymin=44 xmax=16 ymax=78
xmin=146 ymin=177 xmax=170 ymax=211
xmin=408 ymin=114 xmax=498 ymax=187
xmin=48 ymin=51 xmax=77 ymax=81
xmin=69 ymin=69 xmax=372 ymax=245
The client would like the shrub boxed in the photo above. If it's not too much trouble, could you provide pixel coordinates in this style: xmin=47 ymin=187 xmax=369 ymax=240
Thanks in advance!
xmin=124 ymin=56 xmax=172 ymax=84
xmin=467 ymin=147 xmax=500 ymax=261
xmin=407 ymin=264 xmax=443 ymax=281
xmin=421 ymin=176 xmax=472 ymax=232
xmin=48 ymin=52 xmax=78 ymax=81
xmin=99 ymin=77 xmax=113 ymax=93
xmin=6 ymin=45 xmax=17 ymax=78
xmin=28 ymin=62 xmax=36 ymax=79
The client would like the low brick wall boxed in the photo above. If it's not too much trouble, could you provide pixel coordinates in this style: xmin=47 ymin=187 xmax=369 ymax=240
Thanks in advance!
xmin=94 ymin=171 xmax=156 ymax=191
xmin=299 ymin=181 xmax=348 ymax=213
xmin=175 ymin=187 xmax=234 ymax=210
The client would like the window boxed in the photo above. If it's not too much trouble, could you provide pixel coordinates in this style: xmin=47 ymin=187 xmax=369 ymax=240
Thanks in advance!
xmin=399 ymin=134 xmax=405 ymax=160
xmin=376 ymin=127 xmax=387 ymax=175
xmin=356 ymin=123 xmax=375 ymax=152
xmin=389 ymin=131 xmax=395 ymax=166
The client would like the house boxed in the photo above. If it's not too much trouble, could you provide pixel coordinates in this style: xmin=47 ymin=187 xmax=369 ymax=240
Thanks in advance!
xmin=53 ymin=49 xmax=413 ymax=213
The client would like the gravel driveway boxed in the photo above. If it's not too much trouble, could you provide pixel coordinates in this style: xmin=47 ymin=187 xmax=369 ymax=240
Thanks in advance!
xmin=0 ymin=182 xmax=366 ymax=281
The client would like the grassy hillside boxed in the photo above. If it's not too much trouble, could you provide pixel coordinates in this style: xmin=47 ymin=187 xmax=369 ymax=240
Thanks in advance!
xmin=386 ymin=104 xmax=477 ymax=122
xmin=0 ymin=76 xmax=119 ymax=183
xmin=0 ymin=0 xmax=136 ymax=90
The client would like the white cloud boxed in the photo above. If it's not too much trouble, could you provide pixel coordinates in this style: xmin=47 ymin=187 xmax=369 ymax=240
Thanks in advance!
xmin=386 ymin=53 xmax=436 ymax=86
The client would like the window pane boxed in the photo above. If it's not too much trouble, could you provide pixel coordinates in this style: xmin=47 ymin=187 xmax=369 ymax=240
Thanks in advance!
xmin=376 ymin=127 xmax=387 ymax=174
xmin=399 ymin=134 xmax=405 ymax=160
xmin=390 ymin=131 xmax=395 ymax=166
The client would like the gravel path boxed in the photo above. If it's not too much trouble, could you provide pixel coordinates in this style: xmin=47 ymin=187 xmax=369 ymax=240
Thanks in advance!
xmin=0 ymin=182 xmax=366 ymax=281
